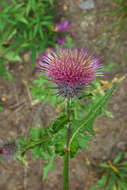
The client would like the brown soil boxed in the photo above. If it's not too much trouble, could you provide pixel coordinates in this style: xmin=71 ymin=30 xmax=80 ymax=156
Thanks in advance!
xmin=0 ymin=0 xmax=127 ymax=190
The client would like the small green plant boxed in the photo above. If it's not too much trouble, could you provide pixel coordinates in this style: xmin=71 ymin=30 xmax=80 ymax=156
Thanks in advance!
xmin=90 ymin=152 xmax=127 ymax=190
xmin=0 ymin=47 xmax=21 ymax=82
xmin=0 ymin=0 xmax=74 ymax=81
xmin=0 ymin=0 xmax=58 ymax=64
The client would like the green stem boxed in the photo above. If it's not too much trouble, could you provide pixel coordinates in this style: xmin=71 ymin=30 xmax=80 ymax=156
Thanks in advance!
xmin=63 ymin=100 xmax=71 ymax=190
xmin=63 ymin=150 xmax=70 ymax=190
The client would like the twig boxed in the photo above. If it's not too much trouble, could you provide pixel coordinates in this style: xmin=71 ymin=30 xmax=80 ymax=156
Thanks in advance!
xmin=24 ymin=83 xmax=33 ymax=106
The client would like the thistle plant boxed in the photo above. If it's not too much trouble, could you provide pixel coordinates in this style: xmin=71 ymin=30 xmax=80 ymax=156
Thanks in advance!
xmin=1 ymin=48 xmax=118 ymax=190
xmin=37 ymin=47 xmax=104 ymax=189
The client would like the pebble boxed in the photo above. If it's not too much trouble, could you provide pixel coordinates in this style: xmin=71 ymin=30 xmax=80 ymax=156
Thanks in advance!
xmin=63 ymin=4 xmax=68 ymax=11
xmin=78 ymin=0 xmax=95 ymax=11
xmin=23 ymin=52 xmax=31 ymax=63
xmin=80 ymin=16 xmax=95 ymax=29
xmin=116 ymin=141 xmax=126 ymax=150
xmin=113 ymin=104 xmax=119 ymax=111
xmin=119 ymin=87 xmax=125 ymax=97
xmin=80 ymin=20 xmax=89 ymax=28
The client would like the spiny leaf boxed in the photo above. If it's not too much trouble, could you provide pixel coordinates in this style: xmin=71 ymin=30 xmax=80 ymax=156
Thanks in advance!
xmin=29 ymin=126 xmax=40 ymax=141
xmin=31 ymin=145 xmax=48 ymax=161
xmin=99 ymin=163 xmax=110 ymax=168
xmin=19 ymin=136 xmax=28 ymax=146
xmin=70 ymin=139 xmax=78 ymax=158
xmin=69 ymin=83 xmax=118 ymax=148
xmin=42 ymin=153 xmax=55 ymax=180
xmin=53 ymin=127 xmax=67 ymax=156
xmin=113 ymin=152 xmax=123 ymax=164
xmin=77 ymin=135 xmax=91 ymax=150
xmin=51 ymin=114 xmax=68 ymax=134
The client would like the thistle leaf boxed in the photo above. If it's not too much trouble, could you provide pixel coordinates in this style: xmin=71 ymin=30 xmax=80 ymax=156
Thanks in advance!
xmin=42 ymin=153 xmax=55 ymax=180
xmin=69 ymin=83 xmax=118 ymax=150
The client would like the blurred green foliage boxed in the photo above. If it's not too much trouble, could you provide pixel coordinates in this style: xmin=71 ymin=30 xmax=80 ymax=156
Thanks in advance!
xmin=0 ymin=0 xmax=58 ymax=58
xmin=0 ymin=0 xmax=58 ymax=80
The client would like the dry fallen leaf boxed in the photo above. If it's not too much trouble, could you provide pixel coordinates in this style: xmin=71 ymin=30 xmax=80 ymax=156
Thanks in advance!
xmin=1 ymin=94 xmax=7 ymax=102
xmin=63 ymin=4 xmax=68 ymax=11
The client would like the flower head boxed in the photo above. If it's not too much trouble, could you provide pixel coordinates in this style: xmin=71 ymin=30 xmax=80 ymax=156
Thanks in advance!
xmin=36 ymin=48 xmax=54 ymax=67
xmin=37 ymin=48 xmax=104 ymax=98
xmin=0 ymin=140 xmax=18 ymax=161
xmin=56 ymin=37 xmax=66 ymax=44
xmin=54 ymin=20 xmax=70 ymax=32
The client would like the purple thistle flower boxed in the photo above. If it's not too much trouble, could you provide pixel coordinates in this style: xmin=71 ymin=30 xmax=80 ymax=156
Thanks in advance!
xmin=54 ymin=20 xmax=70 ymax=32
xmin=36 ymin=48 xmax=54 ymax=67
xmin=56 ymin=38 xmax=66 ymax=44
xmin=0 ymin=140 xmax=18 ymax=161
xmin=37 ymin=48 xmax=104 ymax=98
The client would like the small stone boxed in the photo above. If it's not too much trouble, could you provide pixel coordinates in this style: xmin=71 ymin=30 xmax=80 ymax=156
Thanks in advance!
xmin=1 ymin=94 xmax=7 ymax=102
xmin=101 ymin=155 xmax=107 ymax=161
xmin=113 ymin=104 xmax=119 ymax=111
xmin=63 ymin=4 xmax=68 ymax=11
xmin=119 ymin=87 xmax=125 ymax=96
xmin=80 ymin=16 xmax=94 ymax=29
xmin=23 ymin=52 xmax=31 ymax=63
xmin=18 ymin=65 xmax=24 ymax=70
xmin=123 ymin=153 xmax=127 ymax=159
xmin=78 ymin=0 xmax=95 ymax=11
xmin=80 ymin=20 xmax=89 ymax=28
xmin=116 ymin=141 xmax=126 ymax=150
